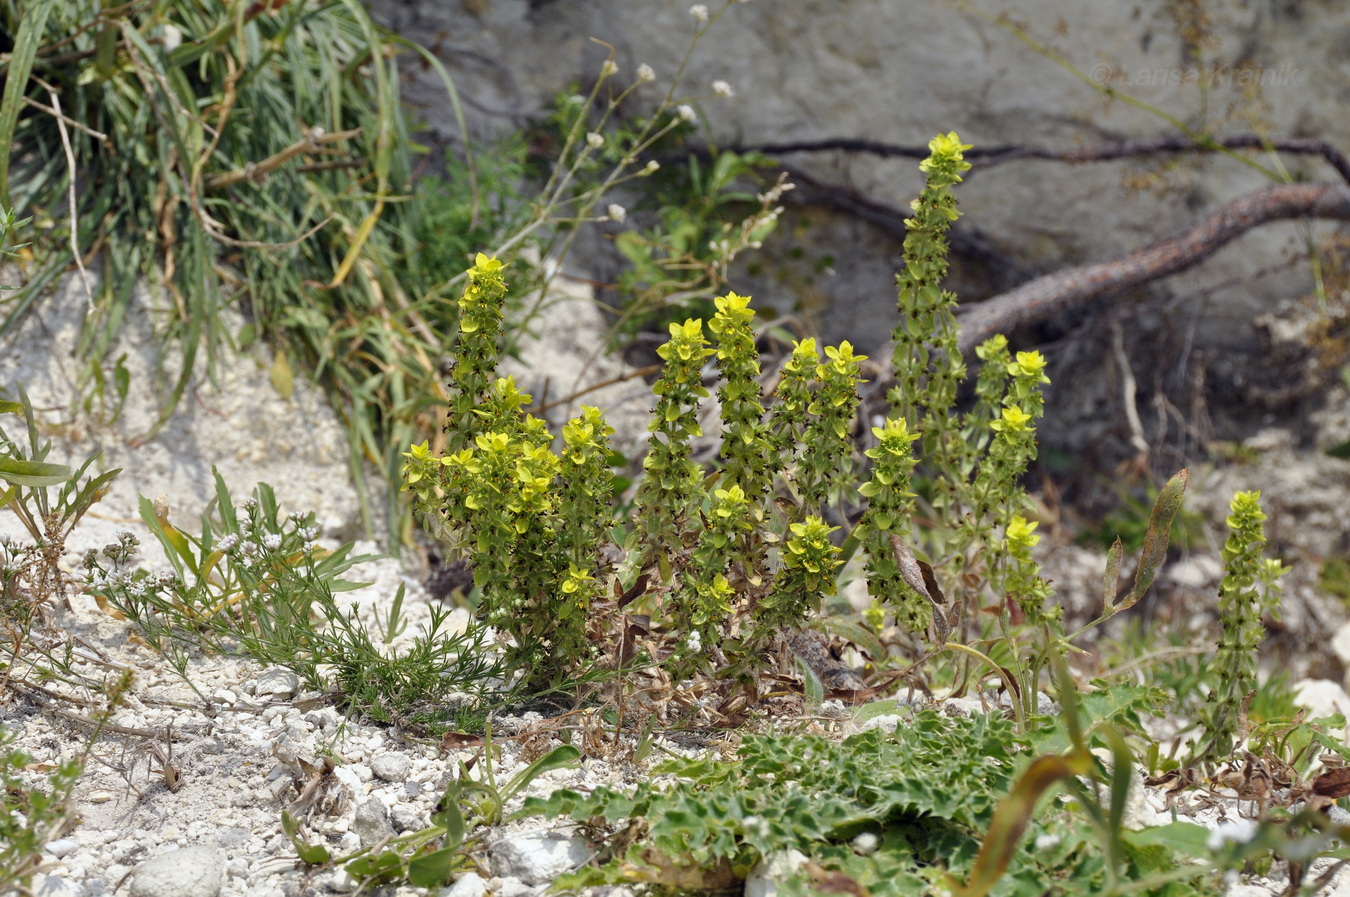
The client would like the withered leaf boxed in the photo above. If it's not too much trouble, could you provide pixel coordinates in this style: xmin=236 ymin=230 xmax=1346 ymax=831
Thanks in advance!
xmin=805 ymin=861 xmax=870 ymax=897
xmin=619 ymin=571 xmax=653 ymax=609
xmin=1313 ymin=767 xmax=1350 ymax=799
xmin=439 ymin=731 xmax=485 ymax=750
xmin=891 ymin=536 xmax=955 ymax=645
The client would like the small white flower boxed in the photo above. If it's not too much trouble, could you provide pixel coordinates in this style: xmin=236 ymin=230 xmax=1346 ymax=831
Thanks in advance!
xmin=642 ymin=159 xmax=660 ymax=174
xmin=1206 ymin=818 xmax=1257 ymax=851
xmin=298 ymin=526 xmax=318 ymax=541
xmin=689 ymin=4 xmax=709 ymax=22
xmin=636 ymin=64 xmax=655 ymax=82
xmin=852 ymin=832 xmax=878 ymax=854
xmin=1034 ymin=833 xmax=1060 ymax=850
xmin=606 ymin=203 xmax=627 ymax=223
xmin=262 ymin=532 xmax=283 ymax=551
xmin=600 ymin=60 xmax=618 ymax=78
xmin=712 ymin=80 xmax=734 ymax=97
xmin=686 ymin=631 xmax=702 ymax=652
xmin=676 ymin=104 xmax=696 ymax=122
xmin=217 ymin=534 xmax=240 ymax=552
xmin=586 ymin=131 xmax=604 ymax=149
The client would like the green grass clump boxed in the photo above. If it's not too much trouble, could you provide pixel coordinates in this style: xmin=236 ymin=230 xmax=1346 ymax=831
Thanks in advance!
xmin=0 ymin=0 xmax=517 ymax=539
xmin=88 ymin=469 xmax=503 ymax=731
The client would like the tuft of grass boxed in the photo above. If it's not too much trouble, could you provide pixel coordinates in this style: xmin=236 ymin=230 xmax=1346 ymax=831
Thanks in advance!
xmin=0 ymin=0 xmax=513 ymax=541
xmin=89 ymin=469 xmax=504 ymax=731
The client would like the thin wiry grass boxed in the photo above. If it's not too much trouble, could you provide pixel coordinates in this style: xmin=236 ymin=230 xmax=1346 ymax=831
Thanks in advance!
xmin=0 ymin=0 xmax=515 ymax=542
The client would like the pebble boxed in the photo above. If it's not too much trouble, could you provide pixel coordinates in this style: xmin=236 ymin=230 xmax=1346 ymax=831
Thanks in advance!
xmin=441 ymin=872 xmax=489 ymax=897
xmin=351 ymin=798 xmax=394 ymax=847
xmin=45 ymin=837 xmax=79 ymax=858
xmin=253 ymin=668 xmax=300 ymax=701
xmin=746 ymin=849 xmax=809 ymax=897
xmin=390 ymin=805 xmax=427 ymax=833
xmin=489 ymin=832 xmax=591 ymax=886
xmin=29 ymin=873 xmax=85 ymax=897
xmin=129 ymin=846 xmax=225 ymax=897
xmin=371 ymin=753 xmax=411 ymax=783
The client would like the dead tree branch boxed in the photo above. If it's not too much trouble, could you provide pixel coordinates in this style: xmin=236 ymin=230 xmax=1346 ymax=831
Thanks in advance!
xmin=951 ymin=181 xmax=1350 ymax=356
xmin=736 ymin=134 xmax=1350 ymax=184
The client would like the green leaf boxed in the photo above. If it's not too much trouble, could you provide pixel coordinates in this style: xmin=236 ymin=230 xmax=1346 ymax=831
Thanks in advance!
xmin=281 ymin=811 xmax=331 ymax=865
xmin=0 ymin=0 xmax=54 ymax=208
xmin=64 ymin=468 xmax=121 ymax=528
xmin=817 ymin=617 xmax=886 ymax=664
xmin=432 ymin=784 xmax=467 ymax=851
xmin=0 ymin=458 xmax=73 ymax=487
xmin=344 ymin=849 xmax=404 ymax=881
xmin=501 ymin=744 xmax=582 ymax=803
xmin=407 ymin=848 xmax=463 ymax=888
xmin=270 ymin=351 xmax=295 ymax=400
xmin=1121 ymin=821 xmax=1213 ymax=859
xmin=796 ymin=654 xmax=824 ymax=706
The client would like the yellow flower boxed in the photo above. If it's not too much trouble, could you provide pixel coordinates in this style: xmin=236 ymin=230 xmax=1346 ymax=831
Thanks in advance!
xmin=1006 ymin=515 xmax=1040 ymax=550
xmin=993 ymin=405 xmax=1032 ymax=433
xmin=472 ymin=252 xmax=503 ymax=274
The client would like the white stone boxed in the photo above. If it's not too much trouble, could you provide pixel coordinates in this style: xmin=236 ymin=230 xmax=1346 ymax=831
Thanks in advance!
xmin=745 ymin=849 xmax=809 ymax=897
xmin=1166 ymin=555 xmax=1222 ymax=590
xmin=129 ymin=846 xmax=225 ymax=897
xmin=253 ymin=668 xmax=300 ymax=700
xmin=1293 ymin=679 xmax=1350 ymax=721
xmin=441 ymin=872 xmax=489 ymax=897
xmin=489 ymin=832 xmax=591 ymax=886
xmin=30 ymin=873 xmax=86 ymax=897
xmin=1332 ymin=622 xmax=1350 ymax=672
xmin=371 ymin=753 xmax=412 ymax=783
xmin=44 ymin=837 xmax=79 ymax=858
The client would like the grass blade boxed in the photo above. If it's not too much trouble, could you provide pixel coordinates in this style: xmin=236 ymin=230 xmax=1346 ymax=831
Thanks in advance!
xmin=0 ymin=0 xmax=54 ymax=208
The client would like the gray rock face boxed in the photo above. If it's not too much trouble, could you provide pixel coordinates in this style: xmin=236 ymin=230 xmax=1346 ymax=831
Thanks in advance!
xmin=129 ymin=846 xmax=225 ymax=897
xmin=375 ymin=1 xmax=1345 ymax=353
